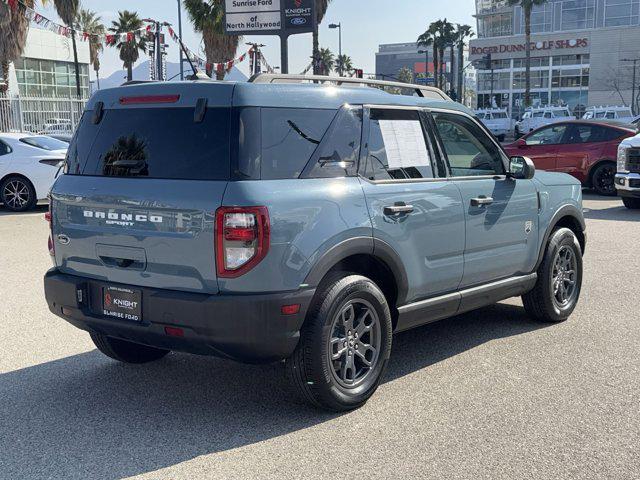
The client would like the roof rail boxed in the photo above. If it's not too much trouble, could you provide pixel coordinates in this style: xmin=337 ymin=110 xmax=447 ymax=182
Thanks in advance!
xmin=248 ymin=73 xmax=452 ymax=101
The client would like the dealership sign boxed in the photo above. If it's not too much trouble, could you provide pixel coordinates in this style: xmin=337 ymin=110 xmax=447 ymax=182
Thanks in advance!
xmin=224 ymin=0 xmax=315 ymax=35
xmin=471 ymin=38 xmax=588 ymax=56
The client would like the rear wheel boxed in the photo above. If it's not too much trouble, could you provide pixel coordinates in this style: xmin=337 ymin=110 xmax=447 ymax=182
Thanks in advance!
xmin=591 ymin=162 xmax=617 ymax=196
xmin=622 ymin=197 xmax=640 ymax=209
xmin=90 ymin=333 xmax=170 ymax=364
xmin=522 ymin=228 xmax=583 ymax=323
xmin=1 ymin=176 xmax=37 ymax=212
xmin=286 ymin=273 xmax=392 ymax=411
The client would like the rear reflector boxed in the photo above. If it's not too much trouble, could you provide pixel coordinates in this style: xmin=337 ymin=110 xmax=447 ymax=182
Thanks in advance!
xmin=281 ymin=304 xmax=300 ymax=315
xmin=164 ymin=326 xmax=184 ymax=337
xmin=119 ymin=95 xmax=180 ymax=105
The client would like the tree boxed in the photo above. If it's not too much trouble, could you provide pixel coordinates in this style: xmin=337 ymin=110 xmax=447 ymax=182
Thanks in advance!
xmin=52 ymin=0 xmax=81 ymax=96
xmin=109 ymin=10 xmax=146 ymax=82
xmin=318 ymin=47 xmax=334 ymax=75
xmin=335 ymin=54 xmax=353 ymax=77
xmin=418 ymin=23 xmax=439 ymax=89
xmin=76 ymin=9 xmax=105 ymax=90
xmin=416 ymin=29 xmax=434 ymax=83
xmin=508 ymin=0 xmax=548 ymax=106
xmin=313 ymin=0 xmax=332 ymax=75
xmin=397 ymin=67 xmax=414 ymax=84
xmin=435 ymin=19 xmax=455 ymax=91
xmin=454 ymin=24 xmax=473 ymax=102
xmin=184 ymin=0 xmax=241 ymax=80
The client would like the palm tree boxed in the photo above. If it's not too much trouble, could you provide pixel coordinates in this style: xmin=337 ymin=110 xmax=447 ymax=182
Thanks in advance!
xmin=184 ymin=0 xmax=241 ymax=80
xmin=417 ymin=29 xmax=434 ymax=83
xmin=418 ymin=23 xmax=440 ymax=89
xmin=318 ymin=47 xmax=334 ymax=75
xmin=455 ymin=24 xmax=473 ymax=102
xmin=52 ymin=0 xmax=81 ymax=96
xmin=109 ymin=10 xmax=146 ymax=82
xmin=76 ymin=9 xmax=105 ymax=90
xmin=508 ymin=0 xmax=548 ymax=106
xmin=397 ymin=67 xmax=414 ymax=84
xmin=335 ymin=54 xmax=353 ymax=77
xmin=313 ymin=0 xmax=332 ymax=75
xmin=435 ymin=19 xmax=455 ymax=91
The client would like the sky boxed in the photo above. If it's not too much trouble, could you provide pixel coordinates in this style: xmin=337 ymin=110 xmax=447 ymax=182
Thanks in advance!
xmin=37 ymin=0 xmax=476 ymax=80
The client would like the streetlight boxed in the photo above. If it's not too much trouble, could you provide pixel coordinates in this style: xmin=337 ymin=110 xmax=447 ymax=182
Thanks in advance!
xmin=622 ymin=58 xmax=640 ymax=115
xmin=177 ymin=0 xmax=184 ymax=81
xmin=418 ymin=49 xmax=429 ymax=85
xmin=328 ymin=23 xmax=342 ymax=76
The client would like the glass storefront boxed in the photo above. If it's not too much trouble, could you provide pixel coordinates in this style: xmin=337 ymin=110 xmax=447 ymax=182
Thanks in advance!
xmin=13 ymin=58 xmax=90 ymax=98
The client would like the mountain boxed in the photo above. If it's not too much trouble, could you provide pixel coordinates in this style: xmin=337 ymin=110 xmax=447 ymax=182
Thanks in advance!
xmin=94 ymin=60 xmax=248 ymax=90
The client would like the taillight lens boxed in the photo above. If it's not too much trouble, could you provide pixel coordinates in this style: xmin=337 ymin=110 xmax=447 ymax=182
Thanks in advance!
xmin=215 ymin=206 xmax=270 ymax=278
xmin=45 ymin=202 xmax=54 ymax=256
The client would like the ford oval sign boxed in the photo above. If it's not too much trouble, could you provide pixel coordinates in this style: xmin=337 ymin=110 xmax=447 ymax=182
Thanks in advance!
xmin=291 ymin=17 xmax=306 ymax=25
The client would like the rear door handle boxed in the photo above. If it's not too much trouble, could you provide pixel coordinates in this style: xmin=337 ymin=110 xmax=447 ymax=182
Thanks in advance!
xmin=383 ymin=203 xmax=414 ymax=215
xmin=470 ymin=196 xmax=494 ymax=207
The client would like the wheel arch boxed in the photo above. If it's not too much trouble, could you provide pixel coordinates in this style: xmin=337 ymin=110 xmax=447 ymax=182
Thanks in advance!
xmin=535 ymin=205 xmax=586 ymax=270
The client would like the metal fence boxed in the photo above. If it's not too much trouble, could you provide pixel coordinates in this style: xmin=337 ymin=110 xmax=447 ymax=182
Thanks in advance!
xmin=0 ymin=92 xmax=87 ymax=135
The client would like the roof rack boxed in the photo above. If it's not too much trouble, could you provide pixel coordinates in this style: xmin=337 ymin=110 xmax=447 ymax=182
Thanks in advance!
xmin=248 ymin=73 xmax=452 ymax=101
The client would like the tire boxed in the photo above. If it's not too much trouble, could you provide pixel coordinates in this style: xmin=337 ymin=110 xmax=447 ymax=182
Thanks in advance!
xmin=622 ymin=197 xmax=640 ymax=209
xmin=286 ymin=273 xmax=393 ymax=412
xmin=590 ymin=162 xmax=617 ymax=196
xmin=1 ymin=175 xmax=37 ymax=212
xmin=522 ymin=227 xmax=583 ymax=323
xmin=90 ymin=332 xmax=170 ymax=364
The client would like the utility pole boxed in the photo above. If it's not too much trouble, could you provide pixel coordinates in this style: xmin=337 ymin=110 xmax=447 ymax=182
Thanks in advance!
xmin=246 ymin=42 xmax=266 ymax=76
xmin=156 ymin=21 xmax=163 ymax=81
xmin=177 ymin=0 xmax=184 ymax=81
xmin=418 ymin=49 xmax=429 ymax=84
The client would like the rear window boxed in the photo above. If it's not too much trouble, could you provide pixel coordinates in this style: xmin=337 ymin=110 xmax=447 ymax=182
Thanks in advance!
xmin=20 ymin=136 xmax=68 ymax=151
xmin=66 ymin=107 xmax=230 ymax=180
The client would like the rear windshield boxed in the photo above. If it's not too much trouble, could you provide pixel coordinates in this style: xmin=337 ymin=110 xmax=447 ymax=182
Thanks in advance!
xmin=20 ymin=135 xmax=68 ymax=151
xmin=66 ymin=107 xmax=230 ymax=180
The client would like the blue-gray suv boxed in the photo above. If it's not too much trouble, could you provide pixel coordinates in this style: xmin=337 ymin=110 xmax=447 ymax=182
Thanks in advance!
xmin=44 ymin=75 xmax=586 ymax=411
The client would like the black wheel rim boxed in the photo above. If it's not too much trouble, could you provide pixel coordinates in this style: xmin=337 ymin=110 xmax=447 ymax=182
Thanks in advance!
xmin=594 ymin=165 xmax=615 ymax=194
xmin=552 ymin=245 xmax=578 ymax=309
xmin=328 ymin=299 xmax=381 ymax=388
xmin=2 ymin=180 xmax=30 ymax=210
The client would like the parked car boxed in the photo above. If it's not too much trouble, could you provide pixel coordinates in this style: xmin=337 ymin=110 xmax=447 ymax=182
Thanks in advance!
xmin=515 ymin=106 xmax=574 ymax=137
xmin=615 ymin=132 xmax=640 ymax=208
xmin=0 ymin=133 xmax=67 ymax=211
xmin=474 ymin=108 xmax=513 ymax=142
xmin=43 ymin=75 xmax=586 ymax=411
xmin=41 ymin=123 xmax=73 ymax=136
xmin=504 ymin=120 xmax=635 ymax=195
xmin=582 ymin=105 xmax=635 ymax=123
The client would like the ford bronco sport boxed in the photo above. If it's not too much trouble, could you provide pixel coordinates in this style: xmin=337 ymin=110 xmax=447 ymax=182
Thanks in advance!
xmin=44 ymin=75 xmax=586 ymax=411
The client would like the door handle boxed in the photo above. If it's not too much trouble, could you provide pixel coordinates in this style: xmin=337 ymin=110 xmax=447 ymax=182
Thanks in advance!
xmin=470 ymin=196 xmax=494 ymax=207
xmin=383 ymin=203 xmax=414 ymax=215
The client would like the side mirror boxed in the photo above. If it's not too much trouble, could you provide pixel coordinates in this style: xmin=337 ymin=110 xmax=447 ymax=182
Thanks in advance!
xmin=509 ymin=156 xmax=535 ymax=180
xmin=516 ymin=137 xmax=527 ymax=147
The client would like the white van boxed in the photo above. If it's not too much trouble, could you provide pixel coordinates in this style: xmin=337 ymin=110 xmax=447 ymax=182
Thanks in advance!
xmin=583 ymin=106 xmax=634 ymax=123
xmin=515 ymin=107 xmax=574 ymax=137
xmin=475 ymin=108 xmax=513 ymax=141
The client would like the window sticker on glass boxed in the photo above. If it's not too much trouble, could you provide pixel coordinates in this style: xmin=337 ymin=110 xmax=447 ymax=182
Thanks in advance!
xmin=378 ymin=119 xmax=430 ymax=169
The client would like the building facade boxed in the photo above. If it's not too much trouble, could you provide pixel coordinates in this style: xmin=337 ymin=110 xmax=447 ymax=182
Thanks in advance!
xmin=6 ymin=28 xmax=91 ymax=98
xmin=470 ymin=0 xmax=640 ymax=118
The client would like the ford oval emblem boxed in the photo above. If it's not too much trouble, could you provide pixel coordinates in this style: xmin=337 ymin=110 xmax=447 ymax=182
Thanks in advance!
xmin=57 ymin=234 xmax=70 ymax=245
xmin=291 ymin=17 xmax=306 ymax=25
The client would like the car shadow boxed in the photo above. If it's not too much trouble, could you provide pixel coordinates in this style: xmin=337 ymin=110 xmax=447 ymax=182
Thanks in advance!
xmin=0 ymin=303 xmax=548 ymax=479
xmin=581 ymin=203 xmax=639 ymax=222
xmin=0 ymin=204 xmax=48 ymax=217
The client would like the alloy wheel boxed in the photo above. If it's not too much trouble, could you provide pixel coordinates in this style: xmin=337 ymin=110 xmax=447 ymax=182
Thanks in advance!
xmin=328 ymin=299 xmax=381 ymax=388
xmin=594 ymin=164 xmax=616 ymax=195
xmin=2 ymin=179 xmax=31 ymax=210
xmin=552 ymin=245 xmax=578 ymax=309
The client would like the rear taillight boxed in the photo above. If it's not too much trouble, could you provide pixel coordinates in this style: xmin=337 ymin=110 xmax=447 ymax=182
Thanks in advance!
xmin=215 ymin=206 xmax=269 ymax=278
xmin=45 ymin=202 xmax=54 ymax=256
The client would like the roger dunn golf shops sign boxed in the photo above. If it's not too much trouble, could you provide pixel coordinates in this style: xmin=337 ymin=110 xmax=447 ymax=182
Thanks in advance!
xmin=224 ymin=0 xmax=315 ymax=35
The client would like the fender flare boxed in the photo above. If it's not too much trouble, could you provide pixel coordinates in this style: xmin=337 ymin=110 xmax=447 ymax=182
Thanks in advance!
xmin=535 ymin=204 xmax=586 ymax=270
xmin=303 ymin=237 xmax=409 ymax=305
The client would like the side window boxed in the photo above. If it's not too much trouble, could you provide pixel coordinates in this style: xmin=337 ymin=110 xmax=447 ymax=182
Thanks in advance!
xmin=525 ymin=124 xmax=568 ymax=145
xmin=365 ymin=109 xmax=434 ymax=181
xmin=261 ymin=108 xmax=335 ymax=179
xmin=544 ymin=112 xmax=552 ymax=118
xmin=305 ymin=107 xmax=362 ymax=178
xmin=565 ymin=125 xmax=595 ymax=144
xmin=0 ymin=140 xmax=11 ymax=156
xmin=598 ymin=126 xmax=625 ymax=142
xmin=433 ymin=112 xmax=505 ymax=177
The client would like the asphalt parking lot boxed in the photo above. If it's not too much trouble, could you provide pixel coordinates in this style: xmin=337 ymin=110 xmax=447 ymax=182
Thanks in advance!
xmin=0 ymin=194 xmax=638 ymax=480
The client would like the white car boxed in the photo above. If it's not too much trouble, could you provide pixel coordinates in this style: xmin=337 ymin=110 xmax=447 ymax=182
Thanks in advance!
xmin=583 ymin=106 xmax=635 ymax=123
xmin=475 ymin=108 xmax=513 ymax=142
xmin=0 ymin=133 xmax=67 ymax=212
xmin=515 ymin=107 xmax=575 ymax=137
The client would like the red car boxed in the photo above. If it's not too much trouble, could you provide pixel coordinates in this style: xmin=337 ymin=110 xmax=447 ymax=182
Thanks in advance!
xmin=504 ymin=120 xmax=636 ymax=195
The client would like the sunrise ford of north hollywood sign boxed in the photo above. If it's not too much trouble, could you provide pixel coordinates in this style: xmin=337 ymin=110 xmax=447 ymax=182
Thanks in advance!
xmin=224 ymin=0 xmax=315 ymax=35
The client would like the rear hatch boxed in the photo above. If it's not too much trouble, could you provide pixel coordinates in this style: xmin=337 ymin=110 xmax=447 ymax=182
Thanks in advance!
xmin=50 ymin=84 xmax=234 ymax=294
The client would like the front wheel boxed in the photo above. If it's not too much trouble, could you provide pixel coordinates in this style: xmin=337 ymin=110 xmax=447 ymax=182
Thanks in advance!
xmin=622 ymin=196 xmax=640 ymax=209
xmin=522 ymin=228 xmax=583 ymax=323
xmin=286 ymin=274 xmax=392 ymax=411
xmin=1 ymin=176 xmax=37 ymax=212
xmin=591 ymin=162 xmax=617 ymax=196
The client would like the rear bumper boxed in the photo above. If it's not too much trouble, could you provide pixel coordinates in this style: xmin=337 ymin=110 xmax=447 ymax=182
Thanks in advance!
xmin=615 ymin=173 xmax=640 ymax=197
xmin=44 ymin=269 xmax=315 ymax=363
